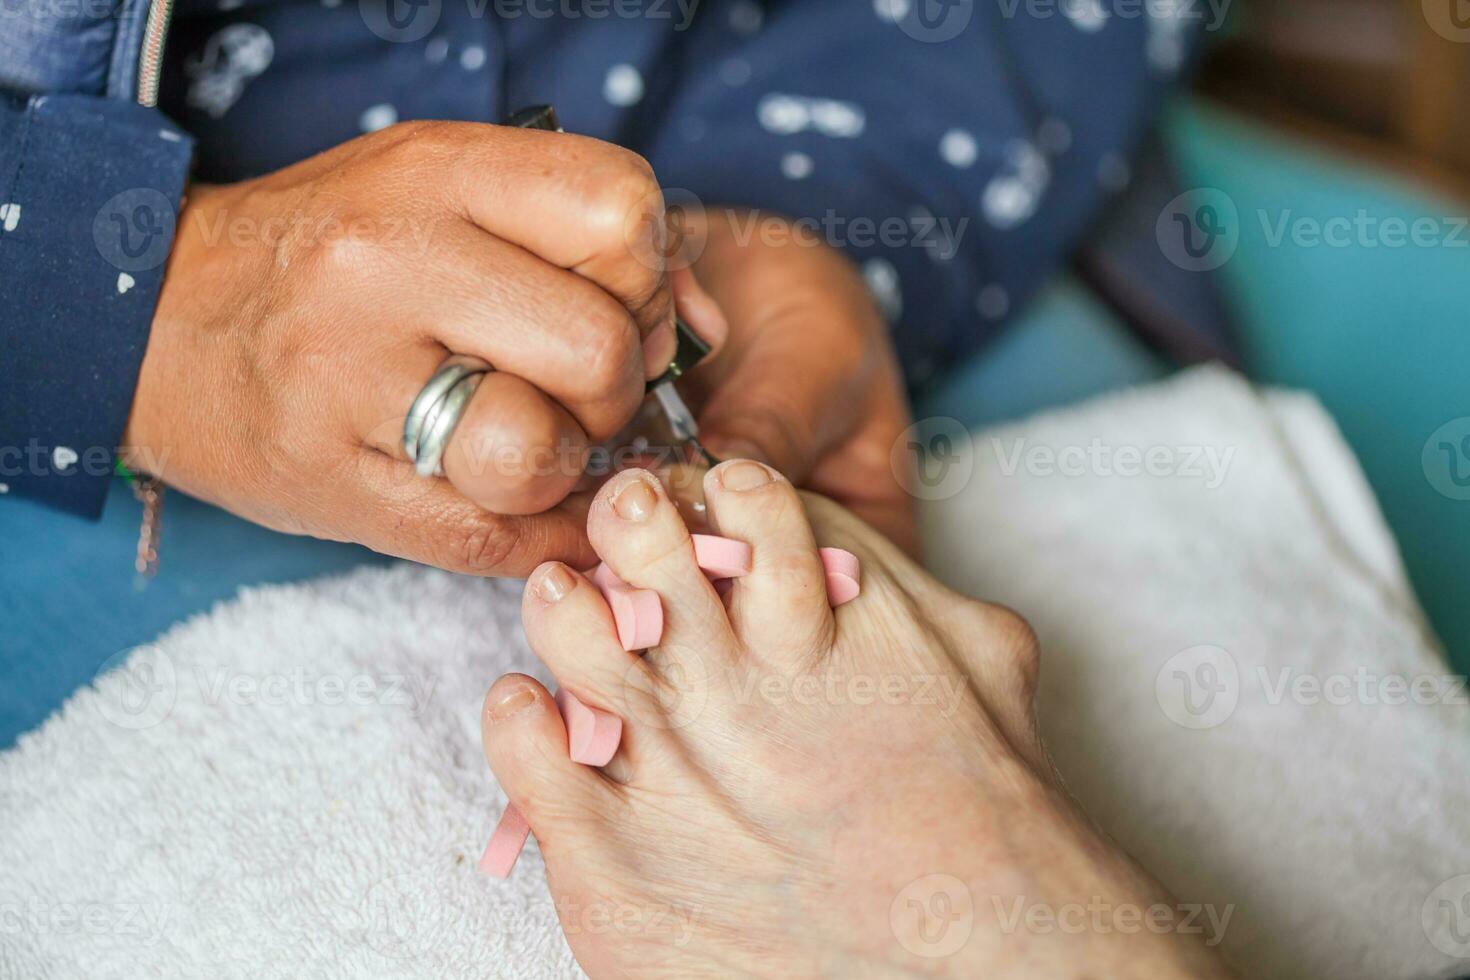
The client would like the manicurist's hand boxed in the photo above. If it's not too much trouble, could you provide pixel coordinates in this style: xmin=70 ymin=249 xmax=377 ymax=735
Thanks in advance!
xmin=679 ymin=209 xmax=918 ymax=554
xmin=123 ymin=121 xmax=726 ymax=576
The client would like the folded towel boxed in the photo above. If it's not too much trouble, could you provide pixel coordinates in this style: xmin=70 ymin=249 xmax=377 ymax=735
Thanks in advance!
xmin=922 ymin=365 xmax=1470 ymax=980
xmin=2 ymin=366 xmax=1466 ymax=979
xmin=0 ymin=572 xmax=578 ymax=979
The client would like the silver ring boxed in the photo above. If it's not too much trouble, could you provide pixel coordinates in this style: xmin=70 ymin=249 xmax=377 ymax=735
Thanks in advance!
xmin=404 ymin=354 xmax=491 ymax=477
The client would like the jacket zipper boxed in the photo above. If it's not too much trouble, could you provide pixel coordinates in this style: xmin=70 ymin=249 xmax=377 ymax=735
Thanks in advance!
xmin=136 ymin=0 xmax=176 ymax=107
xmin=129 ymin=0 xmax=176 ymax=575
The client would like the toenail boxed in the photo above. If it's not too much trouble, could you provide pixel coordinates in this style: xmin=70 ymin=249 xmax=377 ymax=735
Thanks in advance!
xmin=489 ymin=686 xmax=537 ymax=722
xmin=718 ymin=460 xmax=773 ymax=491
xmin=612 ymin=475 xmax=657 ymax=522
xmin=536 ymin=564 xmax=575 ymax=604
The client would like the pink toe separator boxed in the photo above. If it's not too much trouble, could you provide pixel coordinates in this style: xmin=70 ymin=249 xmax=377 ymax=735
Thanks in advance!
xmin=479 ymin=803 xmax=531 ymax=878
xmin=691 ymin=533 xmax=753 ymax=579
xmin=555 ymin=689 xmax=623 ymax=767
xmin=589 ymin=564 xmax=664 ymax=651
xmin=819 ymin=547 xmax=862 ymax=606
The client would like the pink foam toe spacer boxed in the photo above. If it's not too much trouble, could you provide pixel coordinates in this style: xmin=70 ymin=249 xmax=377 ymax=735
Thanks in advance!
xmin=597 ymin=582 xmax=664 ymax=651
xmin=555 ymin=689 xmax=623 ymax=767
xmin=588 ymin=562 xmax=626 ymax=592
xmin=479 ymin=804 xmax=531 ymax=878
xmin=819 ymin=547 xmax=862 ymax=606
xmin=691 ymin=534 xmax=753 ymax=579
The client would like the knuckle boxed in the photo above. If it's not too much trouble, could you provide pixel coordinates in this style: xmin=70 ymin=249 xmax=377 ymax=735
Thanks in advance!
xmin=579 ymin=310 xmax=641 ymax=394
xmin=629 ymin=271 xmax=672 ymax=328
xmin=455 ymin=518 xmax=523 ymax=574
xmin=583 ymin=154 xmax=660 ymax=247
xmin=317 ymin=221 xmax=381 ymax=273
xmin=985 ymin=602 xmax=1041 ymax=699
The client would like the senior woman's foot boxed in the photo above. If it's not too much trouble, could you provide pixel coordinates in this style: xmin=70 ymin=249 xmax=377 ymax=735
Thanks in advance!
xmin=482 ymin=463 xmax=1234 ymax=979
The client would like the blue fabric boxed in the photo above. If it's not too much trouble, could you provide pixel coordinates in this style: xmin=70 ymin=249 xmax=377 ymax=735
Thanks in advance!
xmin=915 ymin=274 xmax=1168 ymax=429
xmin=0 ymin=480 xmax=382 ymax=748
xmin=0 ymin=90 xmax=194 ymax=517
xmin=0 ymin=0 xmax=139 ymax=96
xmin=157 ymin=0 xmax=1204 ymax=385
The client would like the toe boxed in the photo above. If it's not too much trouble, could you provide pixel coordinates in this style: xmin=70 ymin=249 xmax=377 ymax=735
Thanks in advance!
xmin=523 ymin=562 xmax=641 ymax=708
xmin=481 ymin=674 xmax=610 ymax=832
xmin=703 ymin=460 xmax=834 ymax=664
xmin=587 ymin=469 xmax=737 ymax=673
xmin=522 ymin=562 xmax=677 ymax=780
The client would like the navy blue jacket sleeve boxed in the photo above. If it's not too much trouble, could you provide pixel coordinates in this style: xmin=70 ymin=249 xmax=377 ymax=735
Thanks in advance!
xmin=630 ymin=4 xmax=1200 ymax=386
xmin=0 ymin=90 xmax=193 ymax=518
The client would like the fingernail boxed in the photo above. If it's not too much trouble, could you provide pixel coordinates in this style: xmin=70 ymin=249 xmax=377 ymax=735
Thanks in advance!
xmin=642 ymin=320 xmax=677 ymax=380
xmin=719 ymin=460 xmax=773 ymax=491
xmin=671 ymin=267 xmax=729 ymax=350
xmin=489 ymin=686 xmax=537 ymax=722
xmin=612 ymin=474 xmax=658 ymax=522
xmin=536 ymin=564 xmax=575 ymax=604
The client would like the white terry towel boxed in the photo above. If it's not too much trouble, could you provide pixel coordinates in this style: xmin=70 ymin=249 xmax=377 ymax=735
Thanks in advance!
xmin=1 ymin=365 xmax=1467 ymax=979
xmin=921 ymin=365 xmax=1470 ymax=980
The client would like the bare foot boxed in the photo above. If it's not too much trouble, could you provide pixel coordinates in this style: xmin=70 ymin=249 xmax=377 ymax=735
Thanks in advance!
xmin=482 ymin=462 xmax=1235 ymax=979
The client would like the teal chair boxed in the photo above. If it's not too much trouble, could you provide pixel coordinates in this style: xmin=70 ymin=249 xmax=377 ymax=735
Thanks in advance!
xmin=924 ymin=99 xmax=1470 ymax=671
